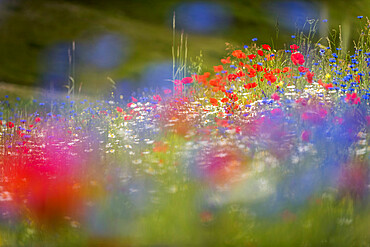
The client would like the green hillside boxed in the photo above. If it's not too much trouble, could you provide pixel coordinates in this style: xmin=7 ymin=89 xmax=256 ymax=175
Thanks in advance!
xmin=0 ymin=0 xmax=368 ymax=95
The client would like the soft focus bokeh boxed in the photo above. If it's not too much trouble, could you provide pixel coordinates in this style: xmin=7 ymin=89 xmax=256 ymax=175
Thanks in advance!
xmin=0 ymin=0 xmax=368 ymax=95
xmin=0 ymin=1 xmax=369 ymax=245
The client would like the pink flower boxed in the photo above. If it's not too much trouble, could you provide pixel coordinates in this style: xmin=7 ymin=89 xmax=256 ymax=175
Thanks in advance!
xmin=163 ymin=89 xmax=172 ymax=94
xmin=181 ymin=77 xmax=193 ymax=84
xmin=271 ymin=93 xmax=280 ymax=101
xmin=301 ymin=130 xmax=311 ymax=142
xmin=301 ymin=109 xmax=327 ymax=125
xmin=345 ymin=93 xmax=361 ymax=105
xmin=173 ymin=79 xmax=182 ymax=85
xmin=153 ymin=95 xmax=162 ymax=102
xmin=271 ymin=108 xmax=283 ymax=116
xmin=366 ymin=116 xmax=370 ymax=125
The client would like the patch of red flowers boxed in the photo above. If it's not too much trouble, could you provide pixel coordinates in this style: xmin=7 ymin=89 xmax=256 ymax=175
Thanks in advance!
xmin=232 ymin=50 xmax=247 ymax=59
xmin=291 ymin=52 xmax=305 ymax=65
xmin=345 ymin=93 xmax=361 ymax=105
xmin=6 ymin=121 xmax=14 ymax=128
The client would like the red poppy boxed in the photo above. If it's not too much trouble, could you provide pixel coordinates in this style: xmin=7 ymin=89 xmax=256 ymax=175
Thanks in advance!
xmin=290 ymin=44 xmax=299 ymax=52
xmin=253 ymin=64 xmax=263 ymax=72
xmin=306 ymin=71 xmax=314 ymax=83
xmin=221 ymin=57 xmax=231 ymax=64
xmin=262 ymin=44 xmax=271 ymax=50
xmin=282 ymin=67 xmax=290 ymax=73
xmin=257 ymin=50 xmax=264 ymax=56
xmin=210 ymin=98 xmax=218 ymax=106
xmin=264 ymin=72 xmax=277 ymax=83
xmin=214 ymin=65 xmax=223 ymax=72
xmin=244 ymin=82 xmax=257 ymax=89
xmin=298 ymin=66 xmax=309 ymax=73
xmin=320 ymin=82 xmax=333 ymax=90
xmin=291 ymin=52 xmax=305 ymax=65
xmin=116 ymin=107 xmax=123 ymax=113
xmin=228 ymin=74 xmax=237 ymax=81
xmin=248 ymin=54 xmax=256 ymax=60
xmin=247 ymin=68 xmax=256 ymax=78
xmin=6 ymin=121 xmax=14 ymax=128
xmin=232 ymin=50 xmax=247 ymax=59
xmin=181 ymin=77 xmax=193 ymax=84
xmin=272 ymin=68 xmax=281 ymax=74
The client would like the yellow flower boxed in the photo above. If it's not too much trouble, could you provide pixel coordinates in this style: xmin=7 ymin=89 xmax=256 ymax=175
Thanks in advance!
xmin=325 ymin=73 xmax=331 ymax=79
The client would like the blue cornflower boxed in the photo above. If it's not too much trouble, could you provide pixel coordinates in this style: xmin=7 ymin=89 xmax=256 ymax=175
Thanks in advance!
xmin=291 ymin=35 xmax=296 ymax=38
xmin=322 ymin=19 xmax=328 ymax=22
xmin=358 ymin=16 xmax=363 ymax=19
xmin=244 ymin=45 xmax=249 ymax=49
xmin=252 ymin=38 xmax=258 ymax=42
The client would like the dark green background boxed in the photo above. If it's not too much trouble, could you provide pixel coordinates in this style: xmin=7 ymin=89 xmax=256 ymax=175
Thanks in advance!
xmin=0 ymin=0 xmax=367 ymax=95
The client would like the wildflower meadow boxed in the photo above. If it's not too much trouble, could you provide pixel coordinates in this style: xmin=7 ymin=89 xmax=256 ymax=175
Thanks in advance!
xmin=0 ymin=16 xmax=369 ymax=247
